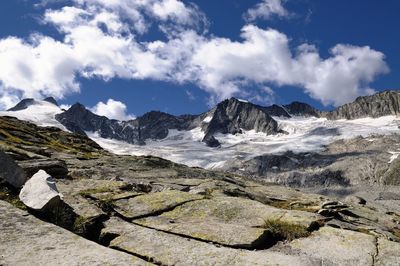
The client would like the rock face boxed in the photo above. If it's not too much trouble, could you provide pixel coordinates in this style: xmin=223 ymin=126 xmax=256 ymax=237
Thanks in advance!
xmin=17 ymin=159 xmax=68 ymax=179
xmin=7 ymin=98 xmax=36 ymax=111
xmin=43 ymin=96 xmax=59 ymax=106
xmin=0 ymin=150 xmax=28 ymax=188
xmin=55 ymin=103 xmax=142 ymax=144
xmin=326 ymin=90 xmax=400 ymax=120
xmin=19 ymin=170 xmax=62 ymax=211
xmin=284 ymin=102 xmax=323 ymax=117
xmin=202 ymin=98 xmax=282 ymax=142
xmin=263 ymin=104 xmax=291 ymax=117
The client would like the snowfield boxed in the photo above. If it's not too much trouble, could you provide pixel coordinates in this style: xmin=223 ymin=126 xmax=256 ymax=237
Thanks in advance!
xmin=88 ymin=116 xmax=400 ymax=169
xmin=0 ymin=100 xmax=66 ymax=130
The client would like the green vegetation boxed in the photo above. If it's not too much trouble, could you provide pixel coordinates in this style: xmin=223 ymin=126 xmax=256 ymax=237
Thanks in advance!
xmin=262 ymin=218 xmax=311 ymax=241
xmin=0 ymin=185 xmax=26 ymax=210
xmin=0 ymin=116 xmax=104 ymax=160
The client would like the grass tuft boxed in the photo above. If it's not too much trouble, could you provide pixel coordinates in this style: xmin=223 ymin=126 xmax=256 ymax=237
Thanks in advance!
xmin=262 ymin=218 xmax=311 ymax=241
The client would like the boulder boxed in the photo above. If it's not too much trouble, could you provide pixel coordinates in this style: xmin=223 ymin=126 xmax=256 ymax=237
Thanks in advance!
xmin=19 ymin=170 xmax=62 ymax=211
xmin=0 ymin=150 xmax=28 ymax=188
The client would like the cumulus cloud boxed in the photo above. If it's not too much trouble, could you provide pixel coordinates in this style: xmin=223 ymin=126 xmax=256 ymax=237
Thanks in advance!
xmin=91 ymin=99 xmax=135 ymax=120
xmin=244 ymin=0 xmax=290 ymax=22
xmin=0 ymin=0 xmax=390 ymax=110
xmin=187 ymin=26 xmax=388 ymax=106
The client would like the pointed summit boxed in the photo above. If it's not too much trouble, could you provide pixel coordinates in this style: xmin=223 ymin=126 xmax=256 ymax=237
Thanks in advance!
xmin=201 ymin=97 xmax=284 ymax=146
xmin=7 ymin=98 xmax=35 ymax=111
xmin=43 ymin=97 xmax=59 ymax=106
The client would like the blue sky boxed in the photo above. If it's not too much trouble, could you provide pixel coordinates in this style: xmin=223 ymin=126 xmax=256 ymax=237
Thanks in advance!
xmin=0 ymin=0 xmax=399 ymax=119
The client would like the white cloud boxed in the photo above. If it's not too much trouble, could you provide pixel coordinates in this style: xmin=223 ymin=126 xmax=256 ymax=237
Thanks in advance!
xmin=0 ymin=1 xmax=390 ymax=110
xmin=244 ymin=0 xmax=290 ymax=22
xmin=186 ymin=25 xmax=388 ymax=106
xmin=91 ymin=99 xmax=135 ymax=120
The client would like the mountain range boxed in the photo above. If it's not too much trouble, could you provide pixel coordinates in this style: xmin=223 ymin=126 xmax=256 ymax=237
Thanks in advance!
xmin=3 ymin=90 xmax=400 ymax=187
xmin=8 ymin=90 xmax=400 ymax=147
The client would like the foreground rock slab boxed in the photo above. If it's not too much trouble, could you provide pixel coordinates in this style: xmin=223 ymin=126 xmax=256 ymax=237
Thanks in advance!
xmin=0 ymin=200 xmax=152 ymax=266
xmin=103 ymin=217 xmax=319 ymax=266
xmin=113 ymin=190 xmax=203 ymax=219
xmin=286 ymin=226 xmax=376 ymax=265
xmin=135 ymin=196 xmax=323 ymax=248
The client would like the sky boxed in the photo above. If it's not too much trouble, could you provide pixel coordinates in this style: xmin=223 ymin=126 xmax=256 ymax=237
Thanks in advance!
xmin=0 ymin=0 xmax=399 ymax=119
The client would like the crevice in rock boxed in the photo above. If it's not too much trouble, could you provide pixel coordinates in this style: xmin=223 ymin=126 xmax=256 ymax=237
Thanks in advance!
xmin=28 ymin=200 xmax=108 ymax=242
xmin=119 ymin=198 xmax=204 ymax=221
xmin=372 ymin=236 xmax=379 ymax=266
xmin=111 ymin=246 xmax=166 ymax=266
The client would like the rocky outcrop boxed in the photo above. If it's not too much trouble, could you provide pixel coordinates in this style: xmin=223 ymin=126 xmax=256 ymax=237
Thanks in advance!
xmin=202 ymin=98 xmax=282 ymax=143
xmin=263 ymin=104 xmax=291 ymax=117
xmin=7 ymin=98 xmax=36 ymax=111
xmin=18 ymin=159 xmax=68 ymax=179
xmin=284 ymin=102 xmax=323 ymax=117
xmin=326 ymin=90 xmax=400 ymax=120
xmin=0 ymin=150 xmax=28 ymax=188
xmin=43 ymin=96 xmax=59 ymax=106
xmin=55 ymin=103 xmax=142 ymax=144
xmin=19 ymin=170 xmax=62 ymax=211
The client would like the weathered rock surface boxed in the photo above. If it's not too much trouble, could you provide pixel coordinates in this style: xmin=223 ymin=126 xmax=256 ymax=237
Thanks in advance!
xmin=113 ymin=190 xmax=203 ymax=219
xmin=0 ymin=150 xmax=27 ymax=188
xmin=19 ymin=170 xmax=62 ymax=211
xmin=0 ymin=200 xmax=151 ymax=266
xmin=103 ymin=217 xmax=318 ymax=266
xmin=286 ymin=227 xmax=376 ymax=265
xmin=135 ymin=196 xmax=322 ymax=248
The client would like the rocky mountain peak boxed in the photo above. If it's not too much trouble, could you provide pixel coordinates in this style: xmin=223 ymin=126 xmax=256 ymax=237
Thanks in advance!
xmin=326 ymin=90 xmax=400 ymax=120
xmin=284 ymin=101 xmax=323 ymax=117
xmin=201 ymin=97 xmax=282 ymax=145
xmin=43 ymin=97 xmax=59 ymax=106
xmin=7 ymin=98 xmax=35 ymax=111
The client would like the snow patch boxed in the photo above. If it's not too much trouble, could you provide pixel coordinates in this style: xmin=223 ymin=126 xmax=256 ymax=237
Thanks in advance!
xmin=0 ymin=100 xmax=66 ymax=130
xmin=203 ymin=116 xmax=213 ymax=123
xmin=237 ymin=99 xmax=249 ymax=103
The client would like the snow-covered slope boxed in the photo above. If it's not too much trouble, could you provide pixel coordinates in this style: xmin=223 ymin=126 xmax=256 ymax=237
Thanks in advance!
xmin=0 ymin=100 xmax=66 ymax=130
xmin=88 ymin=115 xmax=400 ymax=169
